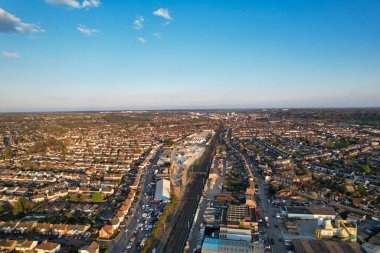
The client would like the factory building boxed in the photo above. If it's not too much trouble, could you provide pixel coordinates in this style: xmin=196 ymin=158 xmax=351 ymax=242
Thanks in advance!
xmin=286 ymin=206 xmax=336 ymax=220
xmin=201 ymin=238 xmax=251 ymax=253
xmin=315 ymin=219 xmax=357 ymax=242
xmin=219 ymin=227 xmax=252 ymax=242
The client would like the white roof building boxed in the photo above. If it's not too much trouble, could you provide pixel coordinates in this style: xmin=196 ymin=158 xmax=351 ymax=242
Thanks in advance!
xmin=154 ymin=179 xmax=171 ymax=201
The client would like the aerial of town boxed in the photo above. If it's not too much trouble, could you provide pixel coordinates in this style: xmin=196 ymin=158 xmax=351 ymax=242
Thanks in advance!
xmin=1 ymin=0 xmax=380 ymax=252
xmin=0 ymin=109 xmax=379 ymax=253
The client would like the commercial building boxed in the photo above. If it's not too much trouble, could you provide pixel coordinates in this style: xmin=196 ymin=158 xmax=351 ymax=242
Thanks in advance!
xmin=154 ymin=179 xmax=171 ymax=201
xmin=286 ymin=206 xmax=336 ymax=220
xmin=219 ymin=227 xmax=252 ymax=242
xmin=293 ymin=239 xmax=361 ymax=253
xmin=201 ymin=238 xmax=252 ymax=253
xmin=189 ymin=130 xmax=214 ymax=145
xmin=315 ymin=219 xmax=357 ymax=242
xmin=361 ymin=242 xmax=380 ymax=253
xmin=226 ymin=204 xmax=258 ymax=231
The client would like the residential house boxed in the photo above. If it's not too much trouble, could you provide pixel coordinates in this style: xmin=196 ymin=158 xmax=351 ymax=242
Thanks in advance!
xmin=15 ymin=240 xmax=38 ymax=252
xmin=99 ymin=225 xmax=114 ymax=239
xmin=35 ymin=241 xmax=61 ymax=253
xmin=79 ymin=241 xmax=99 ymax=253
xmin=0 ymin=239 xmax=17 ymax=252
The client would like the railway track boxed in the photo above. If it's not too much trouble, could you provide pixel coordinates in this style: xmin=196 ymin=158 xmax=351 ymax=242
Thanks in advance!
xmin=157 ymin=129 xmax=220 ymax=253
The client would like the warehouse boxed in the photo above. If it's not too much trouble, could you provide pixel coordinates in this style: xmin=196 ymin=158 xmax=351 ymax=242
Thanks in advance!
xmin=293 ymin=239 xmax=361 ymax=253
xmin=201 ymin=238 xmax=251 ymax=253
xmin=286 ymin=206 xmax=336 ymax=220
xmin=219 ymin=227 xmax=252 ymax=241
xmin=154 ymin=179 xmax=171 ymax=201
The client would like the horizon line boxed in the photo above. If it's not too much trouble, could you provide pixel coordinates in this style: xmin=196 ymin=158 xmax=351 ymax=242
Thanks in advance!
xmin=1 ymin=106 xmax=380 ymax=114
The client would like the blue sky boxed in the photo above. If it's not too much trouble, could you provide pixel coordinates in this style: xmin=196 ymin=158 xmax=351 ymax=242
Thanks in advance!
xmin=0 ymin=0 xmax=379 ymax=111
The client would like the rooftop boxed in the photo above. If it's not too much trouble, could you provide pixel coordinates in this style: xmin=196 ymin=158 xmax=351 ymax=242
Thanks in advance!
xmin=293 ymin=239 xmax=361 ymax=253
xmin=287 ymin=206 xmax=336 ymax=216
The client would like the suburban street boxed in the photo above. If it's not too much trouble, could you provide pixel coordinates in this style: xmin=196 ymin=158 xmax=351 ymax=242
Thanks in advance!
xmin=254 ymin=170 xmax=286 ymax=253
xmin=109 ymin=149 xmax=160 ymax=253
xmin=234 ymin=140 xmax=287 ymax=253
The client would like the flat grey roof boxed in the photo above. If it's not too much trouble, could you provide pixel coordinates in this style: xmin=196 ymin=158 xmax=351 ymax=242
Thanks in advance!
xmin=286 ymin=206 xmax=335 ymax=216
xmin=293 ymin=239 xmax=361 ymax=253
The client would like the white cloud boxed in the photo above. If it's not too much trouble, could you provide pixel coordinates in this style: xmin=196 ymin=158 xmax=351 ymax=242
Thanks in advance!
xmin=90 ymin=0 xmax=100 ymax=7
xmin=153 ymin=32 xmax=161 ymax=38
xmin=153 ymin=8 xmax=172 ymax=20
xmin=82 ymin=0 xmax=100 ymax=8
xmin=46 ymin=0 xmax=100 ymax=9
xmin=77 ymin=25 xmax=99 ymax=36
xmin=2 ymin=52 xmax=20 ymax=58
xmin=46 ymin=0 xmax=81 ymax=8
xmin=137 ymin=37 xmax=146 ymax=43
xmin=0 ymin=8 xmax=44 ymax=33
xmin=133 ymin=16 xmax=144 ymax=30
xmin=81 ymin=0 xmax=92 ymax=8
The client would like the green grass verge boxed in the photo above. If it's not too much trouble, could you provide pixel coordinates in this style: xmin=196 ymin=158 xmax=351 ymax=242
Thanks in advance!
xmin=141 ymin=194 xmax=179 ymax=253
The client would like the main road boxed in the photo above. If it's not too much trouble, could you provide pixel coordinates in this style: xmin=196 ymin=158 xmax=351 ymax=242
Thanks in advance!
xmin=108 ymin=147 xmax=161 ymax=253
xmin=229 ymin=134 xmax=286 ymax=253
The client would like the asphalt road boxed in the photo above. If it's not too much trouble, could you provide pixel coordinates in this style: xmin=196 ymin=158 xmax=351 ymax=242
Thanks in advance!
xmin=232 ymin=140 xmax=287 ymax=253
xmin=109 ymin=149 xmax=160 ymax=253
xmin=244 ymin=155 xmax=286 ymax=253
xmin=256 ymin=176 xmax=286 ymax=253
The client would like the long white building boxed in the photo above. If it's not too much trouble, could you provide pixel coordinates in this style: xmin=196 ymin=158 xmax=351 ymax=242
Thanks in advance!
xmin=286 ymin=206 xmax=336 ymax=220
xmin=154 ymin=179 xmax=171 ymax=201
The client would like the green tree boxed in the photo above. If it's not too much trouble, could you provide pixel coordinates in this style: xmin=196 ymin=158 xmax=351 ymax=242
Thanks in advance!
xmin=268 ymin=183 xmax=278 ymax=195
xmin=362 ymin=165 xmax=371 ymax=174
xmin=92 ymin=192 xmax=104 ymax=203
xmin=353 ymin=184 xmax=366 ymax=197
xmin=69 ymin=194 xmax=81 ymax=202
xmin=3 ymin=147 xmax=14 ymax=159
xmin=295 ymin=167 xmax=308 ymax=175
xmin=270 ymin=137 xmax=278 ymax=146
xmin=13 ymin=197 xmax=34 ymax=215
xmin=65 ymin=211 xmax=73 ymax=220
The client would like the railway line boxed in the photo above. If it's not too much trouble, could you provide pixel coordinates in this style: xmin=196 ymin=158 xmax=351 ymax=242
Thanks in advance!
xmin=157 ymin=129 xmax=220 ymax=253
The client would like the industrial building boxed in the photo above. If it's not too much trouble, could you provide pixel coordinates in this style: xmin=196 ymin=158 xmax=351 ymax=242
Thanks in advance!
xmin=293 ymin=239 xmax=361 ymax=253
xmin=315 ymin=219 xmax=357 ymax=242
xmin=226 ymin=204 xmax=258 ymax=231
xmin=154 ymin=179 xmax=170 ymax=201
xmin=201 ymin=238 xmax=251 ymax=253
xmin=219 ymin=227 xmax=252 ymax=242
xmin=361 ymin=242 xmax=380 ymax=253
xmin=286 ymin=206 xmax=336 ymax=220
xmin=188 ymin=130 xmax=214 ymax=145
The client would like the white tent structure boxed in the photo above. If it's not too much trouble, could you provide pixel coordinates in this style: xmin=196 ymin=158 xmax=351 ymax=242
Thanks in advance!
xmin=154 ymin=179 xmax=171 ymax=201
